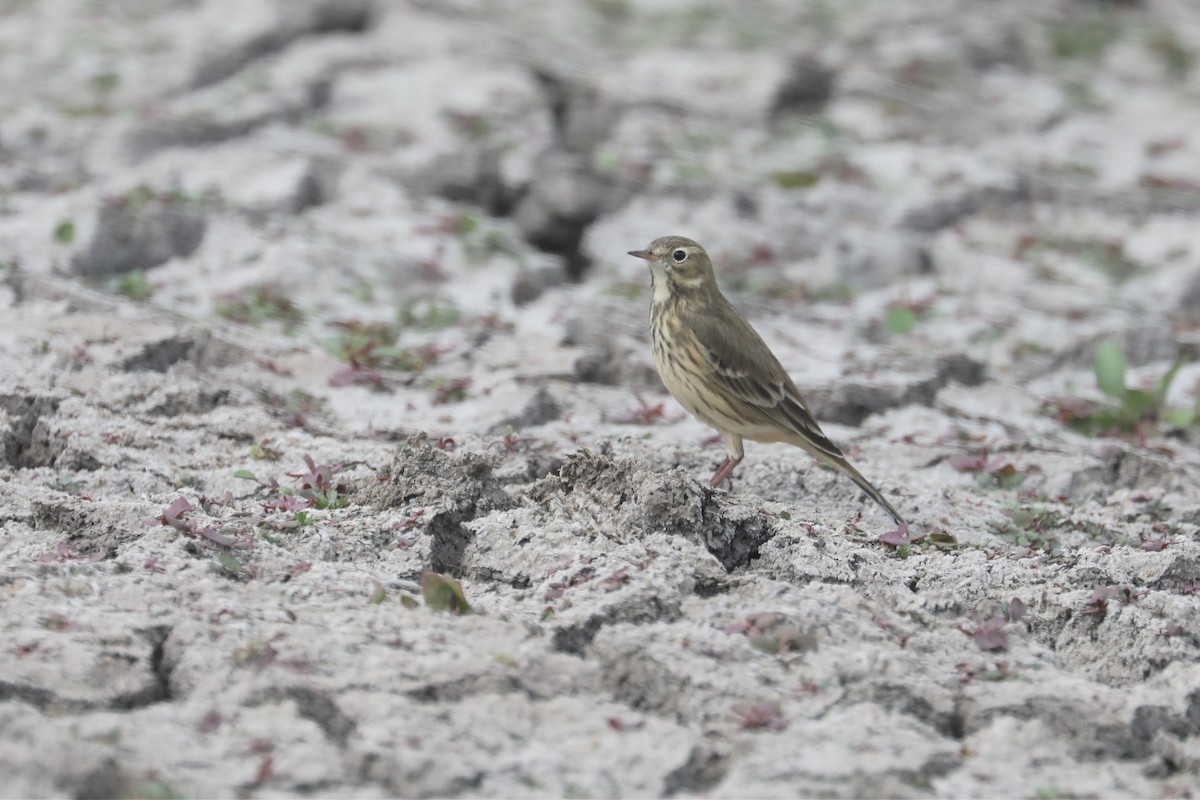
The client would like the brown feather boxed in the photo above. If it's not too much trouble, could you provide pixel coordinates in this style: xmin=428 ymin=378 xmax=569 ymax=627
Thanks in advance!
xmin=688 ymin=295 xmax=846 ymax=461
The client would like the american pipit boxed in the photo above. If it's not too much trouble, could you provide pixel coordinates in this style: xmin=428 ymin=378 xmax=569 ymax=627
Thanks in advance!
xmin=628 ymin=236 xmax=906 ymax=527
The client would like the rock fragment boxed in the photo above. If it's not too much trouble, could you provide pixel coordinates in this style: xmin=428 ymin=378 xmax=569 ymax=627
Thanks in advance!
xmin=71 ymin=189 xmax=206 ymax=277
xmin=769 ymin=55 xmax=835 ymax=119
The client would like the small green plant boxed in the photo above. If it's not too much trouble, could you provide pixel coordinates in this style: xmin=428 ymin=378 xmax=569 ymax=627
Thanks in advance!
xmin=422 ymin=571 xmax=471 ymax=614
xmin=49 ymin=474 xmax=87 ymax=495
xmin=771 ymin=169 xmax=820 ymax=190
xmin=236 ymin=455 xmax=349 ymax=519
xmin=1046 ymin=341 xmax=1193 ymax=436
xmin=878 ymin=527 xmax=958 ymax=552
xmin=129 ymin=779 xmax=184 ymax=800
xmin=810 ymin=280 xmax=856 ymax=305
xmin=324 ymin=319 xmax=436 ymax=389
xmin=113 ymin=270 xmax=154 ymax=301
xmin=989 ymin=506 xmax=1065 ymax=550
xmin=874 ymin=297 xmax=936 ymax=337
xmin=259 ymin=388 xmax=328 ymax=430
xmin=326 ymin=321 xmax=419 ymax=368
xmin=885 ymin=306 xmax=916 ymax=335
xmin=948 ymin=453 xmax=1039 ymax=490
xmin=369 ymin=583 xmax=388 ymax=604
xmin=431 ymin=376 xmax=471 ymax=405
xmin=1050 ymin=13 xmax=1118 ymax=60
xmin=249 ymin=439 xmax=282 ymax=461
xmin=460 ymin=218 xmax=517 ymax=265
xmin=398 ymin=300 xmax=460 ymax=330
xmin=770 ymin=154 xmax=869 ymax=192
xmin=216 ymin=285 xmax=305 ymax=332
xmin=53 ymin=220 xmax=75 ymax=244
xmin=1023 ymin=234 xmax=1141 ymax=283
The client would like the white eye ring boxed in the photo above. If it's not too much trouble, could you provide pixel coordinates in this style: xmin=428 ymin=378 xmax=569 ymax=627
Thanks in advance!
xmin=672 ymin=249 xmax=687 ymax=262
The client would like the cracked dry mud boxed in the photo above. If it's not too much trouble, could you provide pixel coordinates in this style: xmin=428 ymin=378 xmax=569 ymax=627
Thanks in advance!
xmin=2 ymin=1 xmax=1200 ymax=798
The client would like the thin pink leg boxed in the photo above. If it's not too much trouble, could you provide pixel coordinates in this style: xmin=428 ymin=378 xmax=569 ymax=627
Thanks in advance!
xmin=709 ymin=455 xmax=743 ymax=488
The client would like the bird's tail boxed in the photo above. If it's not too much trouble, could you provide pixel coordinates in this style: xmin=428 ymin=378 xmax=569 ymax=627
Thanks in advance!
xmin=823 ymin=453 xmax=907 ymax=528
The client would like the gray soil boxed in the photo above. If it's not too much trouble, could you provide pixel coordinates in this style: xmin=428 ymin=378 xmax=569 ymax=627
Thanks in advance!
xmin=2 ymin=1 xmax=1200 ymax=797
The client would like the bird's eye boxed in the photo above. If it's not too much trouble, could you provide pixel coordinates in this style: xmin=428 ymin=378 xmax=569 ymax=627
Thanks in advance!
xmin=672 ymin=249 xmax=687 ymax=263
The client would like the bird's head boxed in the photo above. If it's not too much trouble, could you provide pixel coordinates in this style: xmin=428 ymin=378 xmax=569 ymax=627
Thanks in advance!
xmin=627 ymin=236 xmax=716 ymax=298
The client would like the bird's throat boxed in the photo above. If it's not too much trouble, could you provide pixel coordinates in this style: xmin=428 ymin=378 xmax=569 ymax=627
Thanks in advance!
xmin=649 ymin=263 xmax=672 ymax=303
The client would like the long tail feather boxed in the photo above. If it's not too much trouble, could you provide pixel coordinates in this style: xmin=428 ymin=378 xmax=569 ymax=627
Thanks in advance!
xmin=826 ymin=455 xmax=906 ymax=527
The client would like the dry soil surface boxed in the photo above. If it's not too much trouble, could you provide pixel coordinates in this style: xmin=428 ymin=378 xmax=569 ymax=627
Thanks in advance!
xmin=2 ymin=1 xmax=1200 ymax=797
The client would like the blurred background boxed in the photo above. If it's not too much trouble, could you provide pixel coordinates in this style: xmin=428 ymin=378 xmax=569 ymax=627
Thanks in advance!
xmin=2 ymin=0 xmax=1199 ymax=439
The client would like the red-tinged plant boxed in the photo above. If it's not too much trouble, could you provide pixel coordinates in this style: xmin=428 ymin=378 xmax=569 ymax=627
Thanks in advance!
xmin=732 ymin=701 xmax=787 ymax=731
xmin=960 ymin=616 xmax=1009 ymax=652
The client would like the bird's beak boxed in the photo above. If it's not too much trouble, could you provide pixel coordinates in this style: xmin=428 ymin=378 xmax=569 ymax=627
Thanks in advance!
xmin=627 ymin=249 xmax=656 ymax=261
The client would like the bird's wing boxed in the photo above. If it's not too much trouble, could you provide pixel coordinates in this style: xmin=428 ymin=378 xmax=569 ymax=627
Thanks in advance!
xmin=692 ymin=302 xmax=845 ymax=460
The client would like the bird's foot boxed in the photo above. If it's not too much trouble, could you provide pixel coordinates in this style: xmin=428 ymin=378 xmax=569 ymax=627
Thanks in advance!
xmin=708 ymin=455 xmax=743 ymax=488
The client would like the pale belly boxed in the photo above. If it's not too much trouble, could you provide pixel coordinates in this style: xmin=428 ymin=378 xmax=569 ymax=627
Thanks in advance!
xmin=650 ymin=294 xmax=783 ymax=441
xmin=651 ymin=335 xmax=771 ymax=439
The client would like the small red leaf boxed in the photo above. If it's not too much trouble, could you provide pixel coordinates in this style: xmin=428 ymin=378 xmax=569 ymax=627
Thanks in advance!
xmin=1008 ymin=597 xmax=1026 ymax=622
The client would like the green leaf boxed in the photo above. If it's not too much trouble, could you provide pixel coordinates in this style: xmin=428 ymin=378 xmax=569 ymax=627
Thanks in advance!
xmin=115 ymin=270 xmax=154 ymax=301
xmin=1123 ymin=388 xmax=1157 ymax=417
xmin=1094 ymin=340 xmax=1127 ymax=398
xmin=369 ymin=583 xmax=387 ymax=604
xmin=771 ymin=169 xmax=820 ymax=189
xmin=217 ymin=555 xmax=244 ymax=575
xmin=399 ymin=594 xmax=420 ymax=610
xmin=53 ymin=220 xmax=75 ymax=244
xmin=233 ymin=470 xmax=258 ymax=480
xmin=928 ymin=531 xmax=959 ymax=550
xmin=421 ymin=571 xmax=471 ymax=614
xmin=884 ymin=306 xmax=916 ymax=335
xmin=1163 ymin=407 xmax=1196 ymax=428
xmin=1153 ymin=356 xmax=1190 ymax=406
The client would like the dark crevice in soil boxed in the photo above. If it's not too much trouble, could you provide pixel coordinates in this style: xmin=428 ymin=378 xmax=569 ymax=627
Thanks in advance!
xmin=121 ymin=337 xmax=197 ymax=372
xmin=662 ymin=746 xmax=729 ymax=797
xmin=551 ymin=615 xmax=608 ymax=655
xmin=849 ymin=682 xmax=964 ymax=741
xmin=74 ymin=758 xmax=130 ymax=800
xmin=693 ymin=574 xmax=731 ymax=597
xmin=405 ymin=674 xmax=525 ymax=705
xmin=0 ymin=681 xmax=84 ymax=713
xmin=252 ymin=686 xmax=357 ymax=747
xmin=189 ymin=0 xmax=375 ymax=90
xmin=551 ymin=593 xmax=684 ymax=656
xmin=110 ymin=626 xmax=174 ymax=710
xmin=428 ymin=512 xmax=472 ymax=576
xmin=813 ymin=353 xmax=987 ymax=427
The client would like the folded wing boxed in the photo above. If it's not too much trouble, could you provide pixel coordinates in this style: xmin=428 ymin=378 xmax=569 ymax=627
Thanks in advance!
xmin=692 ymin=304 xmax=845 ymax=461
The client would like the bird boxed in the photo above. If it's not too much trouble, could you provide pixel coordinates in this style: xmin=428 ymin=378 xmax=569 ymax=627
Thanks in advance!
xmin=627 ymin=235 xmax=906 ymax=528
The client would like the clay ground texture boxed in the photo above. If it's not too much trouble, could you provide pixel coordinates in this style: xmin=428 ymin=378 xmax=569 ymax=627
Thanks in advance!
xmin=2 ymin=0 xmax=1200 ymax=797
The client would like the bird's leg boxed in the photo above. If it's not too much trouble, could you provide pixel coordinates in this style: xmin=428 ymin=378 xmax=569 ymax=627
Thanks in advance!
xmin=709 ymin=434 xmax=745 ymax=488
xmin=709 ymin=456 xmax=742 ymax=488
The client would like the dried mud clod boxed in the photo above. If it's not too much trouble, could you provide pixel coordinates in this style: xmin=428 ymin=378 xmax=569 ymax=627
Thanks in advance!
xmin=116 ymin=331 xmax=243 ymax=383
xmin=362 ymin=437 xmax=515 ymax=574
xmin=808 ymin=352 xmax=986 ymax=426
xmin=527 ymin=449 xmax=776 ymax=571
xmin=72 ymin=193 xmax=206 ymax=278
xmin=189 ymin=0 xmax=376 ymax=90
xmin=769 ymin=54 xmax=836 ymax=120
xmin=0 ymin=392 xmax=64 ymax=469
